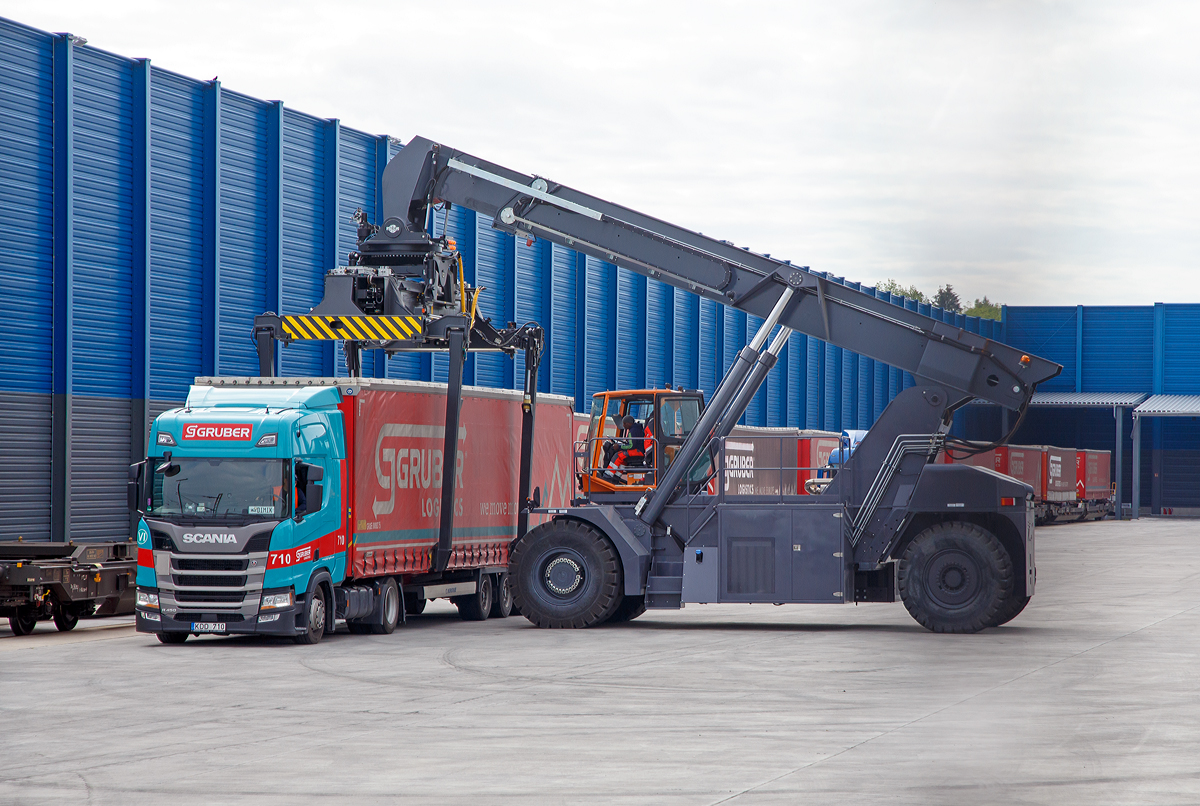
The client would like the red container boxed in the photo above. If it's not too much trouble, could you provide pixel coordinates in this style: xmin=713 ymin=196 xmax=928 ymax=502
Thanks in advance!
xmin=348 ymin=384 xmax=576 ymax=578
xmin=797 ymin=431 xmax=842 ymax=494
xmin=1040 ymin=446 xmax=1077 ymax=503
xmin=1076 ymin=449 xmax=1112 ymax=501
xmin=940 ymin=448 xmax=997 ymax=470
xmin=994 ymin=445 xmax=1045 ymax=499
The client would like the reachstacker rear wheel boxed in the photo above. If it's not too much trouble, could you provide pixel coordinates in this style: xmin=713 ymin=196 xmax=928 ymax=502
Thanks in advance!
xmin=898 ymin=521 xmax=1014 ymax=634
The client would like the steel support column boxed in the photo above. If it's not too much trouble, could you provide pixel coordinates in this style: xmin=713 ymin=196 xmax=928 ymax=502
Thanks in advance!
xmin=265 ymin=101 xmax=284 ymax=377
xmin=574 ymin=252 xmax=587 ymax=411
xmin=323 ymin=118 xmax=340 ymax=376
xmin=1131 ymin=414 xmax=1142 ymax=520
xmin=130 ymin=58 xmax=151 ymax=491
xmin=1114 ymin=406 xmax=1123 ymax=518
xmin=51 ymin=34 xmax=76 ymax=542
xmin=373 ymin=135 xmax=390 ymax=379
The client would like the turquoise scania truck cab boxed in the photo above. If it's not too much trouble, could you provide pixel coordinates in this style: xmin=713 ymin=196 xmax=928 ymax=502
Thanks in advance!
xmin=132 ymin=383 xmax=347 ymax=644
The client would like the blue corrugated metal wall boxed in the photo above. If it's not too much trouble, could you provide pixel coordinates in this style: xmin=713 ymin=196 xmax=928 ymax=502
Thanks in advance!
xmin=5 ymin=14 xmax=1200 ymax=540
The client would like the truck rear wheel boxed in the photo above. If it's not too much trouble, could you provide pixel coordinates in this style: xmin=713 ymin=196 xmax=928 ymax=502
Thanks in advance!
xmin=456 ymin=575 xmax=492 ymax=621
xmin=511 ymin=519 xmax=622 ymax=629
xmin=9 ymin=608 xmax=37 ymax=636
xmin=370 ymin=578 xmax=401 ymax=635
xmin=490 ymin=573 xmax=513 ymax=618
xmin=898 ymin=521 xmax=1012 ymax=634
xmin=404 ymin=592 xmax=426 ymax=615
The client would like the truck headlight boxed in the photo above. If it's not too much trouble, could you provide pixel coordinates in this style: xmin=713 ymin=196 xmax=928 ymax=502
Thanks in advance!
xmin=137 ymin=590 xmax=159 ymax=609
xmin=260 ymin=590 xmax=294 ymax=610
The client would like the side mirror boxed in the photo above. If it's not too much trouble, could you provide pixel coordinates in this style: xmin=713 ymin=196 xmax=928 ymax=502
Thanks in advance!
xmin=531 ymin=486 xmax=542 ymax=508
xmin=127 ymin=461 xmax=146 ymax=512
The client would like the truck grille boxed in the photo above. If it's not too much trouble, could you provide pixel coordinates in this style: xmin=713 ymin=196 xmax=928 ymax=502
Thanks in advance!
xmin=173 ymin=574 xmax=247 ymax=587
xmin=176 ymin=612 xmax=246 ymax=623
xmin=174 ymin=591 xmax=246 ymax=603
xmin=174 ymin=558 xmax=246 ymax=572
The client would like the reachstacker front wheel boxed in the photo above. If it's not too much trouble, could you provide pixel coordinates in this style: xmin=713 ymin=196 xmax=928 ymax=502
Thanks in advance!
xmin=511 ymin=520 xmax=622 ymax=629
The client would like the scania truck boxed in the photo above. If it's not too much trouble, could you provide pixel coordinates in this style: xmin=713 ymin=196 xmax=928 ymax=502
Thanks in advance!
xmin=131 ymin=377 xmax=575 ymax=644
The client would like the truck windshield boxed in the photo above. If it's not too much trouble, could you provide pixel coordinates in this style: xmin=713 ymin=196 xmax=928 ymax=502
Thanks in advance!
xmin=147 ymin=458 xmax=288 ymax=522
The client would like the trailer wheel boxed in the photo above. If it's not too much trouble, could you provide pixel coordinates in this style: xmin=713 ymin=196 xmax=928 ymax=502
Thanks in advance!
xmin=989 ymin=593 xmax=1032 ymax=627
xmin=456 ymin=575 xmax=493 ymax=621
xmin=898 ymin=521 xmax=1012 ymax=634
xmin=9 ymin=608 xmax=37 ymax=636
xmin=53 ymin=605 xmax=79 ymax=632
xmin=295 ymin=587 xmax=327 ymax=645
xmin=404 ymin=592 xmax=426 ymax=616
xmin=490 ymin=573 xmax=513 ymax=619
xmin=606 ymin=593 xmax=647 ymax=624
xmin=157 ymin=631 xmax=189 ymax=644
xmin=370 ymin=578 xmax=401 ymax=635
xmin=511 ymin=520 xmax=622 ymax=629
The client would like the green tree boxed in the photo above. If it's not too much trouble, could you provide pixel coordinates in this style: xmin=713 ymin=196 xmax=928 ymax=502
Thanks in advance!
xmin=876 ymin=278 xmax=928 ymax=304
xmin=934 ymin=284 xmax=962 ymax=313
xmin=964 ymin=296 xmax=1002 ymax=320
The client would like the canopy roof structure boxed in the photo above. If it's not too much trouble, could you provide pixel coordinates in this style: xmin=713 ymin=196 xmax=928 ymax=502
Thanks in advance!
xmin=1030 ymin=392 xmax=1149 ymax=407
xmin=1133 ymin=395 xmax=1200 ymax=417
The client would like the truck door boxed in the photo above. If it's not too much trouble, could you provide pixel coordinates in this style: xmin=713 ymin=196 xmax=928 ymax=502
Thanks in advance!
xmin=281 ymin=417 xmax=343 ymax=583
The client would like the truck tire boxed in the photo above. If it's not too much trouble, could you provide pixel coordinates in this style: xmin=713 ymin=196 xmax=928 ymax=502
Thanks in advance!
xmin=157 ymin=631 xmax=189 ymax=644
xmin=370 ymin=577 xmax=401 ymax=635
xmin=989 ymin=593 xmax=1032 ymax=627
xmin=456 ymin=575 xmax=492 ymax=621
xmin=510 ymin=519 xmax=622 ymax=629
xmin=295 ymin=586 xmax=327 ymax=645
xmin=898 ymin=521 xmax=1012 ymax=634
xmin=606 ymin=593 xmax=647 ymax=624
xmin=404 ymin=592 xmax=426 ymax=615
xmin=9 ymin=608 xmax=37 ymax=636
xmin=490 ymin=573 xmax=513 ymax=618
xmin=53 ymin=605 xmax=79 ymax=632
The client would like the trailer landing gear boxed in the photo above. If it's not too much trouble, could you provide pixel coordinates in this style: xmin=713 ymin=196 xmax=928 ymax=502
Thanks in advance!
xmin=898 ymin=521 xmax=1013 ymax=634
xmin=512 ymin=520 xmax=622 ymax=629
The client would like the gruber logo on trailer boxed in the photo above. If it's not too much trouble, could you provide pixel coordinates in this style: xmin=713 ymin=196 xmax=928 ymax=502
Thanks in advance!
xmin=182 ymin=424 xmax=253 ymax=441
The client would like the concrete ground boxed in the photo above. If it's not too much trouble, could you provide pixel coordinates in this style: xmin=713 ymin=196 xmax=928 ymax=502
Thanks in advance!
xmin=2 ymin=518 xmax=1199 ymax=805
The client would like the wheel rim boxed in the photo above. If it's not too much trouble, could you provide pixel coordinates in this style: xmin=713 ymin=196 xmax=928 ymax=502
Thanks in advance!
xmin=384 ymin=586 xmax=399 ymax=625
xmin=479 ymin=579 xmax=492 ymax=612
xmin=501 ymin=579 xmax=513 ymax=610
xmin=540 ymin=550 xmax=586 ymax=602
xmin=925 ymin=548 xmax=982 ymax=609
xmin=310 ymin=592 xmax=325 ymax=633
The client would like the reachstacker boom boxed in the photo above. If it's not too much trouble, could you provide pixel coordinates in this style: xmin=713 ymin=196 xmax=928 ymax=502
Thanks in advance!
xmin=265 ymin=136 xmax=1062 ymax=633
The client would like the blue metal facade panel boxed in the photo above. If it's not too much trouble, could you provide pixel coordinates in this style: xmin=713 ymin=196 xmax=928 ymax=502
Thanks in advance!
xmin=698 ymin=298 xmax=721 ymax=398
xmin=1005 ymin=306 xmax=1077 ymax=392
xmin=148 ymin=68 xmax=206 ymax=403
xmin=280 ymin=108 xmax=327 ymax=377
xmin=475 ymin=220 xmax=514 ymax=389
xmin=645 ymin=277 xmax=672 ymax=388
xmin=806 ymin=336 xmax=823 ymax=429
xmin=515 ymin=238 xmax=550 ymax=390
xmin=0 ymin=21 xmax=53 ymax=393
xmin=674 ymin=288 xmax=698 ymax=390
xmin=787 ymin=333 xmax=806 ymax=426
xmin=616 ymin=268 xmax=646 ymax=390
xmin=72 ymin=47 xmax=134 ymax=398
xmin=1080 ymin=307 xmax=1152 ymax=393
xmin=1163 ymin=305 xmax=1200 ymax=394
xmin=745 ymin=315 xmax=765 ymax=426
xmin=583 ymin=257 xmax=616 ymax=402
xmin=549 ymin=244 xmax=577 ymax=400
xmin=217 ymin=90 xmax=269 ymax=376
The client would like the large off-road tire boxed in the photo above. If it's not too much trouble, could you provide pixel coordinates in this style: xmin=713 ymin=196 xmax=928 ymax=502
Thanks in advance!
xmin=511 ymin=519 xmax=622 ymax=629
xmin=898 ymin=521 xmax=1012 ymax=634
xmin=9 ymin=608 xmax=38 ymax=636
xmin=490 ymin=573 xmax=514 ymax=619
xmin=370 ymin=578 xmax=401 ymax=635
xmin=605 ymin=593 xmax=647 ymax=624
xmin=157 ymin=631 xmax=188 ymax=644
xmin=294 ymin=586 xmax=327 ymax=645
xmin=456 ymin=574 xmax=492 ymax=621
xmin=989 ymin=593 xmax=1032 ymax=627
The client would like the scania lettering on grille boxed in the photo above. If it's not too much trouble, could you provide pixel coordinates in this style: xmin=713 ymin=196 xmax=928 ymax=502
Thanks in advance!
xmin=182 ymin=424 xmax=253 ymax=441
xmin=182 ymin=533 xmax=238 ymax=544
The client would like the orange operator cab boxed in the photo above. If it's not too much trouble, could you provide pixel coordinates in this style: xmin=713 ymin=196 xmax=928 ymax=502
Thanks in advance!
xmin=578 ymin=388 xmax=708 ymax=494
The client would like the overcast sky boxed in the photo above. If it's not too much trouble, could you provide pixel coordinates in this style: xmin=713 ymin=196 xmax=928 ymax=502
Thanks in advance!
xmin=5 ymin=0 xmax=1198 ymax=306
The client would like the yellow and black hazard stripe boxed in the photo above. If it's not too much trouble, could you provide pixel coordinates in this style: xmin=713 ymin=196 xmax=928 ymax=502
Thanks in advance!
xmin=281 ymin=314 xmax=424 ymax=342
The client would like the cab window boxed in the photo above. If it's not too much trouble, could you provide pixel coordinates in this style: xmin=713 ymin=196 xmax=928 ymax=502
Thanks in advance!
xmin=659 ymin=397 xmax=702 ymax=439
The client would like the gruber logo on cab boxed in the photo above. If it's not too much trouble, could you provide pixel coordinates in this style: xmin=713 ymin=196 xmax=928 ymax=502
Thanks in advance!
xmin=182 ymin=424 xmax=253 ymax=441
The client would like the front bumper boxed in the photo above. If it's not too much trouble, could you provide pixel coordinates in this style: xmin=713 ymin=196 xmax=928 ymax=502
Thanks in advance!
xmin=136 ymin=604 xmax=299 ymax=636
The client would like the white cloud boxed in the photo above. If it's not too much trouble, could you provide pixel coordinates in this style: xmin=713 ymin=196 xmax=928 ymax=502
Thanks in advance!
xmin=4 ymin=0 xmax=1198 ymax=305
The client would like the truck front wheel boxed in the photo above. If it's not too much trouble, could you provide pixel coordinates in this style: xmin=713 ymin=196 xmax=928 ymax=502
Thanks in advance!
xmin=295 ymin=586 xmax=327 ymax=645
xmin=898 ymin=521 xmax=1012 ymax=634
xmin=511 ymin=520 xmax=622 ymax=629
